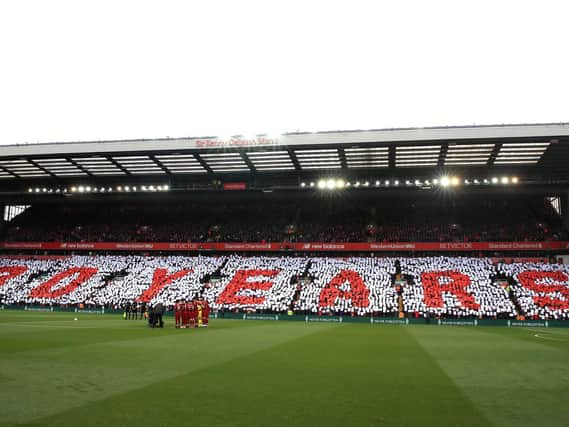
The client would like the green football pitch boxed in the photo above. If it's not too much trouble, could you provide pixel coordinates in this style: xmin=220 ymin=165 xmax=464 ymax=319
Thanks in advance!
xmin=1 ymin=312 xmax=568 ymax=427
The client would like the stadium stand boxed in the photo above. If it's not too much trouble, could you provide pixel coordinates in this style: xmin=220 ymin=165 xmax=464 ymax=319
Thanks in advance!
xmin=2 ymin=195 xmax=566 ymax=243
xmin=2 ymin=256 xmax=568 ymax=319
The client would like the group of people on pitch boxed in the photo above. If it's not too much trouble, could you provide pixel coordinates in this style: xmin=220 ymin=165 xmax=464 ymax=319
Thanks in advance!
xmin=174 ymin=299 xmax=210 ymax=328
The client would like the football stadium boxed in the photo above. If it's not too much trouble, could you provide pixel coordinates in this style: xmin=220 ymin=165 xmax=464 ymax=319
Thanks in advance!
xmin=1 ymin=123 xmax=569 ymax=426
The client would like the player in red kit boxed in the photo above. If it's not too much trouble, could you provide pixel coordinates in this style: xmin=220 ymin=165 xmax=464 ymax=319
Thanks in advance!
xmin=188 ymin=300 xmax=196 ymax=328
xmin=202 ymin=300 xmax=210 ymax=327
xmin=174 ymin=300 xmax=184 ymax=328
xmin=181 ymin=300 xmax=190 ymax=328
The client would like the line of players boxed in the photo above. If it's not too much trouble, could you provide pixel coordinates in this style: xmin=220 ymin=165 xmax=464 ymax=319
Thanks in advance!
xmin=124 ymin=301 xmax=147 ymax=320
xmin=174 ymin=299 xmax=210 ymax=328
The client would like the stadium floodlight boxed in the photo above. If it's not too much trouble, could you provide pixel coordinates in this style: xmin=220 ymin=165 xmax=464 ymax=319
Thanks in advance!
xmin=309 ymin=182 xmax=315 ymax=187
xmin=124 ymin=186 xmax=130 ymax=192
xmin=317 ymin=180 xmax=326 ymax=189
xmin=86 ymin=186 xmax=92 ymax=192
xmin=385 ymin=180 xmax=390 ymax=186
xmin=107 ymin=187 xmax=113 ymax=192
xmin=42 ymin=188 xmax=47 ymax=192
xmin=141 ymin=185 xmax=147 ymax=191
xmin=132 ymin=186 xmax=137 ymax=191
xmin=326 ymin=179 xmax=336 ymax=189
xmin=28 ymin=188 xmax=32 ymax=193
xmin=346 ymin=182 xmax=351 ymax=187
xmin=474 ymin=179 xmax=480 ymax=184
xmin=71 ymin=186 xmax=77 ymax=192
xmin=433 ymin=178 xmax=439 ymax=185
xmin=425 ymin=180 xmax=430 ymax=185
xmin=354 ymin=181 xmax=360 ymax=187
xmin=364 ymin=181 xmax=369 ymax=187
xmin=501 ymin=176 xmax=509 ymax=184
xmin=405 ymin=180 xmax=411 ymax=185
xmin=300 ymin=182 xmax=306 ymax=187
xmin=464 ymin=179 xmax=470 ymax=185
xmin=491 ymin=177 xmax=499 ymax=184
xmin=394 ymin=180 xmax=399 ymax=186
xmin=336 ymin=179 xmax=345 ymax=189
xmin=375 ymin=180 xmax=380 ymax=186
xmin=149 ymin=185 xmax=156 ymax=191
xmin=451 ymin=177 xmax=460 ymax=186
xmin=163 ymin=185 xmax=169 ymax=191
xmin=440 ymin=176 xmax=450 ymax=187
xmin=100 ymin=188 xmax=105 ymax=193
xmin=117 ymin=186 xmax=123 ymax=191
xmin=511 ymin=176 xmax=519 ymax=184
xmin=414 ymin=180 xmax=421 ymax=185
xmin=35 ymin=188 xmax=40 ymax=193
xmin=483 ymin=179 xmax=490 ymax=184
xmin=78 ymin=186 xmax=85 ymax=193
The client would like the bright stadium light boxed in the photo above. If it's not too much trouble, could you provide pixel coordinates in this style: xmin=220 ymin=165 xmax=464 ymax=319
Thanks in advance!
xmin=464 ymin=179 xmax=470 ymax=185
xmin=483 ymin=179 xmax=490 ymax=184
xmin=86 ymin=186 xmax=92 ymax=192
xmin=346 ymin=182 xmax=351 ymax=187
xmin=163 ymin=185 xmax=169 ymax=191
xmin=309 ymin=182 xmax=315 ymax=187
xmin=355 ymin=181 xmax=360 ymax=187
xmin=300 ymin=182 xmax=306 ymax=187
xmin=474 ymin=179 xmax=480 ymax=184
xmin=440 ymin=176 xmax=450 ymax=187
xmin=433 ymin=178 xmax=439 ymax=185
xmin=317 ymin=180 xmax=326 ymax=189
xmin=336 ymin=179 xmax=345 ymax=189
xmin=385 ymin=180 xmax=390 ymax=186
xmin=78 ymin=186 xmax=85 ymax=193
xmin=405 ymin=180 xmax=411 ymax=185
xmin=35 ymin=188 xmax=40 ymax=193
xmin=132 ymin=186 xmax=137 ymax=191
xmin=394 ymin=180 xmax=399 ymax=186
xmin=501 ymin=176 xmax=509 ymax=184
xmin=124 ymin=186 xmax=130 ymax=192
xmin=451 ymin=177 xmax=460 ymax=186
xmin=511 ymin=176 xmax=519 ymax=184
xmin=71 ymin=186 xmax=77 ymax=192
xmin=27 ymin=188 xmax=32 ymax=192
xmin=141 ymin=185 xmax=147 ymax=191
xmin=491 ymin=177 xmax=499 ymax=184
xmin=375 ymin=180 xmax=380 ymax=186
xmin=326 ymin=179 xmax=335 ymax=189
xmin=414 ymin=179 xmax=421 ymax=185
xmin=364 ymin=181 xmax=369 ymax=187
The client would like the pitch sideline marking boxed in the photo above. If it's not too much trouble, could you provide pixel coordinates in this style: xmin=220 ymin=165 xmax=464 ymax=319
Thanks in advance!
xmin=532 ymin=332 xmax=569 ymax=342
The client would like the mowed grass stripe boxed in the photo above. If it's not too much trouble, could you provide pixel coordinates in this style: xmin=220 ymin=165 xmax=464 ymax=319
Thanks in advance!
xmin=0 ymin=316 xmax=335 ymax=424
xmin=32 ymin=324 xmax=489 ymax=427
xmin=0 ymin=313 xmax=262 ymax=354
xmin=409 ymin=326 xmax=569 ymax=427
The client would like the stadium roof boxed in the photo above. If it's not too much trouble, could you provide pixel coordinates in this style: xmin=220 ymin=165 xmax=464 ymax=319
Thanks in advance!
xmin=1 ymin=123 xmax=568 ymax=188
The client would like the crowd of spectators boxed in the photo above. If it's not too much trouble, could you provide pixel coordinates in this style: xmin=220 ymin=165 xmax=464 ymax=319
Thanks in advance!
xmin=498 ymin=262 xmax=569 ymax=320
xmin=3 ymin=196 xmax=566 ymax=243
xmin=400 ymin=257 xmax=516 ymax=318
xmin=294 ymin=258 xmax=398 ymax=315
xmin=2 ymin=255 xmax=568 ymax=319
